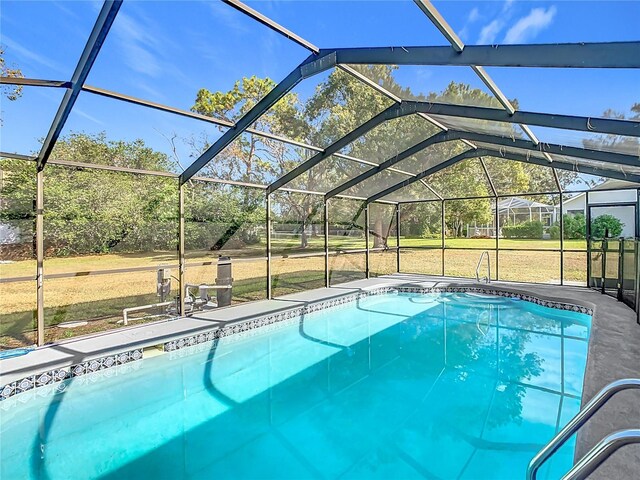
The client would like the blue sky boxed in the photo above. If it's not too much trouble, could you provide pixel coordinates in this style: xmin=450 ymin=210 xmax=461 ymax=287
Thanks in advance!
xmin=1 ymin=0 xmax=639 ymax=168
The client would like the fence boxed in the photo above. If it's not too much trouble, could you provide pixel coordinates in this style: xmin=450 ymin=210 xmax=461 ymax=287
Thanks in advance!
xmin=588 ymin=237 xmax=640 ymax=323
xmin=3 ymin=157 xmax=639 ymax=350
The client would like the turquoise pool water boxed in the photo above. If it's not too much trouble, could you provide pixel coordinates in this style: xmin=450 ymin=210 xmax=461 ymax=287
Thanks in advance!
xmin=0 ymin=292 xmax=591 ymax=479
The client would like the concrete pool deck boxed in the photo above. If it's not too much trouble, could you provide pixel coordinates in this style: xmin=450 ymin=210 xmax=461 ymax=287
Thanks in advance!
xmin=1 ymin=274 xmax=639 ymax=478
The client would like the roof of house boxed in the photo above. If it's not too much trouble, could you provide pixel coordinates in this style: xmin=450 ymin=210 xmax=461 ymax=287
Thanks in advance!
xmin=497 ymin=197 xmax=554 ymax=211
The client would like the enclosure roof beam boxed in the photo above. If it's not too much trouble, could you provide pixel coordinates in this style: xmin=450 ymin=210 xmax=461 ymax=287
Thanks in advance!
xmin=36 ymin=0 xmax=122 ymax=171
xmin=444 ymin=130 xmax=640 ymax=164
xmin=368 ymin=148 xmax=640 ymax=204
xmin=413 ymin=1 xmax=550 ymax=159
xmin=480 ymin=148 xmax=640 ymax=185
xmin=267 ymin=102 xmax=413 ymax=194
xmin=274 ymin=99 xmax=637 ymax=197
xmin=326 ymin=128 xmax=638 ymax=201
xmin=221 ymin=0 xmax=319 ymax=53
xmin=327 ymin=41 xmax=640 ymax=68
xmin=400 ymin=101 xmax=640 ymax=137
xmin=179 ymin=51 xmax=336 ymax=185
xmin=0 ymin=77 xmax=72 ymax=88
xmin=367 ymin=149 xmax=479 ymax=203
xmin=325 ymin=130 xmax=450 ymax=200
xmin=479 ymin=157 xmax=498 ymax=197
xmin=413 ymin=0 xmax=464 ymax=52
xmin=0 ymin=151 xmax=37 ymax=161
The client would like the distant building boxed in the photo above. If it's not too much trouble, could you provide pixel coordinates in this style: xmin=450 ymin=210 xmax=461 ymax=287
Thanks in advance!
xmin=562 ymin=179 xmax=638 ymax=237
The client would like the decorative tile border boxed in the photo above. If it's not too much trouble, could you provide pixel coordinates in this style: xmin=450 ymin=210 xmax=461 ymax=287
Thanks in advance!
xmin=163 ymin=285 xmax=592 ymax=355
xmin=0 ymin=348 xmax=142 ymax=402
xmin=1 ymin=285 xmax=592 ymax=404
xmin=398 ymin=286 xmax=594 ymax=316
xmin=0 ymin=360 xmax=143 ymax=412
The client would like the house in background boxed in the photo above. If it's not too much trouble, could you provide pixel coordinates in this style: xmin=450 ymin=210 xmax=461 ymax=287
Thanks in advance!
xmin=467 ymin=179 xmax=639 ymax=238
xmin=498 ymin=197 xmax=556 ymax=227
xmin=562 ymin=179 xmax=638 ymax=237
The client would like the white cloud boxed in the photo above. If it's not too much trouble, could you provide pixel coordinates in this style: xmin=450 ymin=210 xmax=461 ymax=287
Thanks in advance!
xmin=502 ymin=0 xmax=515 ymax=13
xmin=72 ymin=107 xmax=105 ymax=127
xmin=504 ymin=6 xmax=557 ymax=44
xmin=112 ymin=12 xmax=163 ymax=77
xmin=477 ymin=19 xmax=504 ymax=45
xmin=1 ymin=35 xmax=65 ymax=74
xmin=467 ymin=7 xmax=480 ymax=23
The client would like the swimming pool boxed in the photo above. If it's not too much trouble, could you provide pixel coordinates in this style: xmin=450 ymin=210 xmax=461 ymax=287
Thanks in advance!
xmin=0 ymin=291 xmax=591 ymax=479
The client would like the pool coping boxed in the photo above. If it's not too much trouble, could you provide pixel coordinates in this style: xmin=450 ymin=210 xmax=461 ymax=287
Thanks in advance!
xmin=1 ymin=274 xmax=639 ymax=477
xmin=0 ymin=279 xmax=593 ymax=400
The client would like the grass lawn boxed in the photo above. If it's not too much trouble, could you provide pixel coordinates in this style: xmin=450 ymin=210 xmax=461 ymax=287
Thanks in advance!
xmin=1 ymin=236 xmax=588 ymax=349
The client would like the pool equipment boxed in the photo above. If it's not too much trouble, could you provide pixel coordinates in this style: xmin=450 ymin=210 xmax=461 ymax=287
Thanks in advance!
xmin=184 ymin=256 xmax=233 ymax=313
xmin=121 ymin=268 xmax=176 ymax=325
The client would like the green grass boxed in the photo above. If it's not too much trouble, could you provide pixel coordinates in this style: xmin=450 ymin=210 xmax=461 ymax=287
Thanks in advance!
xmin=1 ymin=236 xmax=589 ymax=349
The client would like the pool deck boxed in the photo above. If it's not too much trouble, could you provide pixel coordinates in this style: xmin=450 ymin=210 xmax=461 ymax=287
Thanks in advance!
xmin=2 ymin=274 xmax=639 ymax=477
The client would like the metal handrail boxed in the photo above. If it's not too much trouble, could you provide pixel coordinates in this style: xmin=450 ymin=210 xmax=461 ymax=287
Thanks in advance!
xmin=475 ymin=250 xmax=491 ymax=283
xmin=527 ymin=378 xmax=640 ymax=480
xmin=561 ymin=429 xmax=640 ymax=480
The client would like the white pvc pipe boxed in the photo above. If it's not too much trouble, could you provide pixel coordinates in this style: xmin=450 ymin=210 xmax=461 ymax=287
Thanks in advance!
xmin=123 ymin=301 xmax=174 ymax=325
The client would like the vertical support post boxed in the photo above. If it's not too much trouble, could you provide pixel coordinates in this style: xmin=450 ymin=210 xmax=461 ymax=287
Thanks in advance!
xmin=324 ymin=200 xmax=329 ymax=288
xmin=553 ymin=169 xmax=564 ymax=286
xmin=601 ymin=237 xmax=607 ymax=295
xmin=266 ymin=193 xmax=272 ymax=299
xmin=635 ymin=190 xmax=639 ymax=321
xmin=636 ymin=188 xmax=640 ymax=239
xmin=586 ymin=192 xmax=592 ymax=287
xmin=365 ymin=204 xmax=370 ymax=279
xmin=395 ymin=204 xmax=401 ymax=273
xmin=635 ymin=237 xmax=640 ymax=324
xmin=36 ymin=168 xmax=44 ymax=346
xmin=178 ymin=183 xmax=185 ymax=316
xmin=441 ymin=200 xmax=446 ymax=276
xmin=559 ymin=193 xmax=565 ymax=285
xmin=618 ymin=239 xmax=624 ymax=301
xmin=494 ymin=197 xmax=499 ymax=281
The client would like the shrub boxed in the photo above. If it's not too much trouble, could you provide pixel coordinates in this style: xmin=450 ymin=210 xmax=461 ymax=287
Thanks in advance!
xmin=591 ymin=214 xmax=624 ymax=238
xmin=502 ymin=220 xmax=544 ymax=239
xmin=420 ymin=224 xmax=440 ymax=239
xmin=549 ymin=224 xmax=560 ymax=240
xmin=564 ymin=213 xmax=586 ymax=239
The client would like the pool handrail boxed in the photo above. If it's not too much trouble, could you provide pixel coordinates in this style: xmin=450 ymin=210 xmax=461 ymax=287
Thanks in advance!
xmin=526 ymin=378 xmax=640 ymax=480
xmin=475 ymin=250 xmax=491 ymax=283
xmin=561 ymin=429 xmax=640 ymax=480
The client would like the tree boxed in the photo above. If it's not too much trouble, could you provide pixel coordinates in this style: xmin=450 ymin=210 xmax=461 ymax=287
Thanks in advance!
xmin=591 ymin=214 xmax=624 ymax=239
xmin=1 ymin=133 xmax=180 ymax=257
xmin=0 ymin=46 xmax=23 ymax=102
xmin=582 ymin=104 xmax=640 ymax=157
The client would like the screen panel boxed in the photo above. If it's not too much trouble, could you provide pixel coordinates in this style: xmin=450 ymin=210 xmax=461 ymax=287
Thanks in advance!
xmin=252 ymin=67 xmax=395 ymax=149
xmin=445 ymin=249 xmax=496 ymax=280
xmin=0 ymin=158 xmax=36 ymax=349
xmin=339 ymin=114 xmax=439 ymax=166
xmin=58 ymin=91 xmax=225 ymax=174
xmin=242 ymin=0 xmax=446 ymax=47
xmin=270 ymin=191 xmax=324 ymax=255
xmin=399 ymin=202 xmax=442 ymax=248
xmin=87 ymin=0 xmax=309 ymax=112
xmin=498 ymin=250 xmax=560 ymax=284
xmin=329 ymin=252 xmax=366 ymax=285
xmin=530 ymin=126 xmax=640 ymax=158
xmin=431 ymin=159 xmax=493 ymax=200
xmin=399 ymin=248 xmax=442 ymax=276
xmin=0 ymin=0 xmax=97 ymax=79
xmin=498 ymin=195 xmax=560 ymax=250
xmin=328 ymin=198 xmax=365 ymax=252
xmin=0 ymin=86 xmax=65 ymax=156
xmin=444 ymin=197 xmax=496 ymax=249
xmin=482 ymin=156 xmax=558 ymax=196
